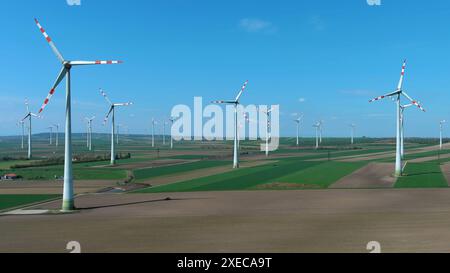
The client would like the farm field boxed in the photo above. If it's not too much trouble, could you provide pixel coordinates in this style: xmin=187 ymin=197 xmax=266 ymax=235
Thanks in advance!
xmin=0 ymin=194 xmax=60 ymax=211
xmin=1 ymin=134 xmax=450 ymax=253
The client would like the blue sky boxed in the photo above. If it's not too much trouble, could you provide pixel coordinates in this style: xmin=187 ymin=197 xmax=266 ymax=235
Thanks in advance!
xmin=1 ymin=0 xmax=449 ymax=138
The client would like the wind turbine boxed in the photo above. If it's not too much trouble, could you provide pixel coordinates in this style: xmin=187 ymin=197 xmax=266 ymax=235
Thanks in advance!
xmin=399 ymin=103 xmax=414 ymax=159
xmin=349 ymin=124 xmax=356 ymax=145
xmin=151 ymin=119 xmax=157 ymax=148
xmin=34 ymin=18 xmax=122 ymax=211
xmin=169 ymin=117 xmax=176 ymax=149
xmin=47 ymin=126 xmax=53 ymax=145
xmin=212 ymin=80 xmax=249 ymax=168
xmin=238 ymin=113 xmax=250 ymax=152
xmin=318 ymin=120 xmax=324 ymax=144
xmin=440 ymin=120 xmax=446 ymax=150
xmin=17 ymin=121 xmax=25 ymax=150
xmin=53 ymin=124 xmax=60 ymax=147
xmin=369 ymin=60 xmax=425 ymax=176
xmin=116 ymin=123 xmax=121 ymax=145
xmin=101 ymin=89 xmax=132 ymax=166
xmin=85 ymin=116 xmax=95 ymax=151
xmin=263 ymin=107 xmax=275 ymax=157
xmin=22 ymin=100 xmax=40 ymax=160
xmin=313 ymin=122 xmax=320 ymax=149
xmin=294 ymin=114 xmax=304 ymax=147
xmin=163 ymin=121 xmax=168 ymax=145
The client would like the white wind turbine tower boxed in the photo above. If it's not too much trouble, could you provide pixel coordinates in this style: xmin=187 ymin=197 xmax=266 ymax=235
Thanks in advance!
xmin=169 ymin=117 xmax=176 ymax=149
xmin=238 ymin=113 xmax=251 ymax=152
xmin=17 ymin=121 xmax=25 ymax=150
xmin=263 ymin=107 xmax=275 ymax=157
xmin=22 ymin=100 xmax=40 ymax=160
xmin=101 ymin=89 xmax=132 ymax=166
xmin=212 ymin=80 xmax=249 ymax=168
xmin=319 ymin=120 xmax=324 ymax=144
xmin=163 ymin=121 xmax=168 ymax=145
xmin=151 ymin=119 xmax=157 ymax=148
xmin=34 ymin=18 xmax=122 ymax=211
xmin=440 ymin=120 xmax=446 ymax=150
xmin=47 ymin=126 xmax=53 ymax=145
xmin=116 ymin=123 xmax=122 ymax=145
xmin=350 ymin=124 xmax=356 ymax=145
xmin=399 ymin=103 xmax=414 ymax=159
xmin=369 ymin=60 xmax=425 ymax=176
xmin=313 ymin=122 xmax=320 ymax=149
xmin=53 ymin=124 xmax=60 ymax=147
xmin=294 ymin=114 xmax=304 ymax=147
xmin=85 ymin=116 xmax=95 ymax=151
xmin=85 ymin=120 xmax=89 ymax=148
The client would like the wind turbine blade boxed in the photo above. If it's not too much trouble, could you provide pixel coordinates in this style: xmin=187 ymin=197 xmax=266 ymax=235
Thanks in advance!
xmin=114 ymin=102 xmax=133 ymax=107
xmin=401 ymin=92 xmax=426 ymax=112
xmin=22 ymin=114 xmax=31 ymax=122
xmin=103 ymin=106 xmax=114 ymax=124
xmin=100 ymin=89 xmax=113 ymax=105
xmin=25 ymin=99 xmax=30 ymax=113
xmin=70 ymin=60 xmax=123 ymax=66
xmin=369 ymin=90 xmax=400 ymax=102
xmin=38 ymin=67 xmax=68 ymax=113
xmin=212 ymin=100 xmax=235 ymax=104
xmin=397 ymin=59 xmax=407 ymax=90
xmin=234 ymin=80 xmax=249 ymax=102
xmin=34 ymin=18 xmax=65 ymax=63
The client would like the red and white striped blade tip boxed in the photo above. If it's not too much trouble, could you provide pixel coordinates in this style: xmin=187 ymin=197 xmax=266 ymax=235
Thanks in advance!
xmin=70 ymin=60 xmax=123 ymax=66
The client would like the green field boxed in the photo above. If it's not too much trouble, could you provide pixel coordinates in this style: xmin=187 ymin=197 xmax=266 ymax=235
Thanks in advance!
xmin=271 ymin=161 xmax=367 ymax=189
xmin=395 ymin=163 xmax=448 ymax=188
xmin=1 ymin=134 xmax=447 ymax=193
xmin=133 ymin=160 xmax=230 ymax=181
xmin=134 ymin=159 xmax=366 ymax=193
xmin=0 ymin=194 xmax=60 ymax=210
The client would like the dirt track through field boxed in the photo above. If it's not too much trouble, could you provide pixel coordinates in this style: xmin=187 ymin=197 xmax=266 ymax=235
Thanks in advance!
xmin=3 ymin=189 xmax=450 ymax=252
xmin=440 ymin=163 xmax=450 ymax=186
xmin=330 ymin=163 xmax=396 ymax=189
xmin=0 ymin=180 xmax=118 ymax=195
xmin=409 ymin=153 xmax=450 ymax=163
xmin=96 ymin=159 xmax=192 ymax=170
xmin=327 ymin=143 xmax=450 ymax=163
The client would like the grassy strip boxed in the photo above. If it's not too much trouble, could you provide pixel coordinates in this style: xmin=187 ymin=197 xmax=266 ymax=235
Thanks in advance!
xmin=0 ymin=194 xmax=60 ymax=210
xmin=395 ymin=163 xmax=448 ymax=188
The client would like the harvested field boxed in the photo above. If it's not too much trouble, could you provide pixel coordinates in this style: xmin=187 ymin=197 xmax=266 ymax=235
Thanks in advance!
xmin=3 ymin=189 xmax=450 ymax=252
xmin=330 ymin=163 xmax=396 ymax=189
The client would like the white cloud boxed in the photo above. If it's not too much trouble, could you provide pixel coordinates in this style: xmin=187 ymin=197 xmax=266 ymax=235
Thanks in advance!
xmin=298 ymin=98 xmax=306 ymax=103
xmin=239 ymin=18 xmax=275 ymax=33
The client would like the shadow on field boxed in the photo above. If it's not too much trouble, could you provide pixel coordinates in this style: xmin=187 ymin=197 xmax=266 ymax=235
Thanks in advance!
xmin=78 ymin=197 xmax=211 ymax=210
